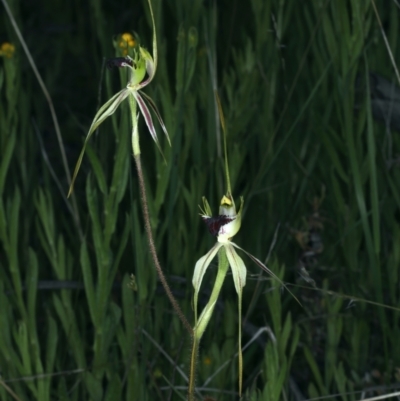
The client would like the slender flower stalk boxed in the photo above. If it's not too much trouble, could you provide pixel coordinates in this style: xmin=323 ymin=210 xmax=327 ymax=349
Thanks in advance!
xmin=134 ymin=152 xmax=192 ymax=334
xmin=68 ymin=0 xmax=191 ymax=334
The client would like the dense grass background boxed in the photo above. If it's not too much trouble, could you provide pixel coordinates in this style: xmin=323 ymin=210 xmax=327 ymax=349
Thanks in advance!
xmin=1 ymin=0 xmax=400 ymax=400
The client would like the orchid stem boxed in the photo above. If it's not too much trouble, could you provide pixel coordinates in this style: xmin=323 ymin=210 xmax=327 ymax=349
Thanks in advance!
xmin=238 ymin=287 xmax=243 ymax=395
xmin=129 ymin=95 xmax=140 ymax=156
xmin=188 ymin=336 xmax=199 ymax=401
xmin=188 ymin=247 xmax=229 ymax=399
xmin=133 ymin=153 xmax=192 ymax=335
xmin=130 ymin=93 xmax=191 ymax=334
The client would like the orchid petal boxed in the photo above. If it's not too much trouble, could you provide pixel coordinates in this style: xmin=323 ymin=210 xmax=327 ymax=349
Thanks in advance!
xmin=137 ymin=47 xmax=155 ymax=88
xmin=134 ymin=92 xmax=158 ymax=142
xmin=199 ymin=196 xmax=213 ymax=217
xmin=139 ymin=91 xmax=170 ymax=145
xmin=225 ymin=244 xmax=247 ymax=295
xmin=230 ymin=242 xmax=301 ymax=305
xmin=230 ymin=242 xmax=281 ymax=281
xmin=68 ymin=89 xmax=129 ymax=197
xmin=134 ymin=92 xmax=165 ymax=159
xmin=88 ymin=89 xmax=130 ymax=135
xmin=192 ymin=242 xmax=223 ymax=323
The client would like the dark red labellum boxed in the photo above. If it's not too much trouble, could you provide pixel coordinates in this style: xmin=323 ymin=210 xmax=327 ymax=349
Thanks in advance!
xmin=106 ymin=57 xmax=133 ymax=70
xmin=202 ymin=215 xmax=233 ymax=236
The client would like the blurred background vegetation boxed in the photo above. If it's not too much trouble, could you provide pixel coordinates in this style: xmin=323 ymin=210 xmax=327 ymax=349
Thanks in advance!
xmin=1 ymin=0 xmax=400 ymax=400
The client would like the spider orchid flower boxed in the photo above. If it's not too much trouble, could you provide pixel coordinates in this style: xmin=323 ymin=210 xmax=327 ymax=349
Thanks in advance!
xmin=68 ymin=29 xmax=169 ymax=197
xmin=193 ymin=193 xmax=286 ymax=322
xmin=192 ymin=193 xmax=245 ymax=324
xmin=192 ymin=193 xmax=294 ymax=395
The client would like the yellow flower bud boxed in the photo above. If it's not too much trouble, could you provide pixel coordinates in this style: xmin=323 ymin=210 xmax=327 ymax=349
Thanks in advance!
xmin=0 ymin=42 xmax=15 ymax=59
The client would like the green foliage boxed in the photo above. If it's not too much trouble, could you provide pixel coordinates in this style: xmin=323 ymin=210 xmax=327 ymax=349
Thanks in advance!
xmin=1 ymin=0 xmax=400 ymax=400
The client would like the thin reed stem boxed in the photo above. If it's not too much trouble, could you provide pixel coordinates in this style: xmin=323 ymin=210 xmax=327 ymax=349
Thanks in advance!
xmin=0 ymin=377 xmax=22 ymax=401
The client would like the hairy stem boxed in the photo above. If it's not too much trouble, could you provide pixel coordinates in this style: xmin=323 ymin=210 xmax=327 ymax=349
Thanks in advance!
xmin=134 ymin=154 xmax=192 ymax=335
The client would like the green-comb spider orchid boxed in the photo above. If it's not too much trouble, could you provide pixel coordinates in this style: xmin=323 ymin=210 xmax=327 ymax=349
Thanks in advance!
xmin=68 ymin=25 xmax=169 ymax=197
xmin=189 ymin=96 xmax=298 ymax=398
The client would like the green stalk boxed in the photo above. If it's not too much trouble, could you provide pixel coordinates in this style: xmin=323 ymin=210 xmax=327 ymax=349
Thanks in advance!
xmin=129 ymin=95 xmax=140 ymax=156
xmin=188 ymin=247 xmax=229 ymax=400
xmin=237 ymin=281 xmax=243 ymax=395
xmin=216 ymin=94 xmax=231 ymax=194
xmin=188 ymin=336 xmax=199 ymax=401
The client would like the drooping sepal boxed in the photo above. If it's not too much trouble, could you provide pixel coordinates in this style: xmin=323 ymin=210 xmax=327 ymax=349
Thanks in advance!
xmin=192 ymin=242 xmax=223 ymax=323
